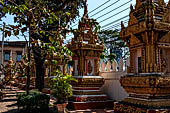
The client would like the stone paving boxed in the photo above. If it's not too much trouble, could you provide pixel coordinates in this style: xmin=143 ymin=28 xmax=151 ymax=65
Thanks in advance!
xmin=0 ymin=86 xmax=114 ymax=113
xmin=0 ymin=86 xmax=24 ymax=113
xmin=68 ymin=109 xmax=114 ymax=113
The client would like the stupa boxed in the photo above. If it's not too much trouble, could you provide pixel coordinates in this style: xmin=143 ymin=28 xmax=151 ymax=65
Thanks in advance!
xmin=114 ymin=0 xmax=170 ymax=112
xmin=67 ymin=0 xmax=113 ymax=110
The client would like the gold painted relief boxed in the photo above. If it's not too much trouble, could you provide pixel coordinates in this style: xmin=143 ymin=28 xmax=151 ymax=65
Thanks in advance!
xmin=135 ymin=0 xmax=142 ymax=9
xmin=129 ymin=33 xmax=141 ymax=46
xmin=87 ymin=61 xmax=92 ymax=74
xmin=160 ymin=31 xmax=170 ymax=43
xmin=128 ymin=13 xmax=138 ymax=26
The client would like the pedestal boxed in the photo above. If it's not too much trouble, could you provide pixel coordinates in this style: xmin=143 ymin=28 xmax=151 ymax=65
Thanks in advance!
xmin=114 ymin=73 xmax=170 ymax=113
xmin=68 ymin=76 xmax=114 ymax=110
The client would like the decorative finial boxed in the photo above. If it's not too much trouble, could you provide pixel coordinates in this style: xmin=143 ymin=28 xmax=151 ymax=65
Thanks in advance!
xmin=168 ymin=0 xmax=170 ymax=7
xmin=156 ymin=0 xmax=165 ymax=6
xmin=83 ymin=0 xmax=88 ymax=18
xmin=121 ymin=21 xmax=125 ymax=29
xmin=130 ymin=4 xmax=134 ymax=12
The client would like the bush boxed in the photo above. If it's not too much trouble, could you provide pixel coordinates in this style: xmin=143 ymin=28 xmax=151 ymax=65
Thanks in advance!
xmin=17 ymin=91 xmax=50 ymax=113
xmin=50 ymin=73 xmax=77 ymax=104
xmin=0 ymin=91 xmax=3 ymax=100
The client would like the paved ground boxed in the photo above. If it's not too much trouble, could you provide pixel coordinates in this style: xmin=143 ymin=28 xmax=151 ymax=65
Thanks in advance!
xmin=68 ymin=109 xmax=114 ymax=113
xmin=0 ymin=86 xmax=114 ymax=113
xmin=0 ymin=86 xmax=24 ymax=113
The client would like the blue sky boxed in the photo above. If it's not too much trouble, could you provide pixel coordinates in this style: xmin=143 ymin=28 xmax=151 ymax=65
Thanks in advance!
xmin=0 ymin=0 xmax=169 ymax=41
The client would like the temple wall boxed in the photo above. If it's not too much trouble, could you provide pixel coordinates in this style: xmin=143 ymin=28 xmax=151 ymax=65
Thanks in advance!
xmin=100 ymin=71 xmax=128 ymax=101
xmin=0 ymin=45 xmax=26 ymax=66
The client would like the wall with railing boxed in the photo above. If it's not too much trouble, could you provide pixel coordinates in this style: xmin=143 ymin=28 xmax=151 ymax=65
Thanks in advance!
xmin=99 ymin=58 xmax=129 ymax=101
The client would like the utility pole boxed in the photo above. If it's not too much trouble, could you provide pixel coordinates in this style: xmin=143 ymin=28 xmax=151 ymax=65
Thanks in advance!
xmin=1 ymin=22 xmax=5 ymax=72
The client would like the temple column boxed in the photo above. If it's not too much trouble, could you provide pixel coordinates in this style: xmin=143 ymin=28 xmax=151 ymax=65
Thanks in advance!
xmin=141 ymin=47 xmax=146 ymax=73
xmin=95 ymin=58 xmax=100 ymax=75
xmin=130 ymin=50 xmax=134 ymax=73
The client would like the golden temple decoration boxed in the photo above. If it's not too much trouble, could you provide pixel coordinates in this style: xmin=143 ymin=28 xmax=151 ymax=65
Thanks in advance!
xmin=115 ymin=0 xmax=170 ymax=112
xmin=87 ymin=61 xmax=92 ymax=74
xmin=157 ymin=0 xmax=166 ymax=6
xmin=135 ymin=0 xmax=142 ymax=9
xmin=130 ymin=33 xmax=140 ymax=46
xmin=160 ymin=31 xmax=170 ymax=43
xmin=67 ymin=0 xmax=112 ymax=110
xmin=68 ymin=0 xmax=104 ymax=76
xmin=128 ymin=12 xmax=138 ymax=26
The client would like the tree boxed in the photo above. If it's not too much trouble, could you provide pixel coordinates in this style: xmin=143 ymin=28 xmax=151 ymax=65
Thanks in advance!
xmin=1 ymin=0 xmax=85 ymax=93
xmin=98 ymin=29 xmax=129 ymax=62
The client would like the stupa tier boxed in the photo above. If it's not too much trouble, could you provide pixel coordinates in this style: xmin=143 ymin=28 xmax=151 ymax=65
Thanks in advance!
xmin=114 ymin=0 xmax=170 ymax=112
xmin=67 ymin=0 xmax=113 ymax=110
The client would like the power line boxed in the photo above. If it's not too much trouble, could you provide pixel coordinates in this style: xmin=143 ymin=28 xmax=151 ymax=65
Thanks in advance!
xmin=99 ymin=7 xmax=130 ymax=23
xmin=104 ymin=19 xmax=129 ymax=30
xmin=90 ymin=0 xmax=120 ymax=17
xmin=106 ymin=21 xmax=128 ymax=31
xmin=101 ymin=4 xmax=138 ymax=29
xmin=104 ymin=20 xmax=129 ymax=31
xmin=102 ymin=15 xmax=129 ymax=28
xmin=71 ymin=0 xmax=112 ymax=27
xmin=72 ymin=0 xmax=130 ymax=28
xmin=89 ymin=0 xmax=111 ymax=14
xmin=96 ymin=0 xmax=132 ymax=20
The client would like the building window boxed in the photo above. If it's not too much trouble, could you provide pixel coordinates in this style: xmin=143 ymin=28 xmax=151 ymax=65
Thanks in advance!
xmin=16 ymin=52 xmax=22 ymax=62
xmin=4 ymin=52 xmax=10 ymax=61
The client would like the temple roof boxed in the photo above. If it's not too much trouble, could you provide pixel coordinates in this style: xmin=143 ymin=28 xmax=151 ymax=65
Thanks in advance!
xmin=68 ymin=0 xmax=104 ymax=52
xmin=83 ymin=0 xmax=88 ymax=19
xmin=119 ymin=0 xmax=170 ymax=47
xmin=121 ymin=0 xmax=170 ymax=33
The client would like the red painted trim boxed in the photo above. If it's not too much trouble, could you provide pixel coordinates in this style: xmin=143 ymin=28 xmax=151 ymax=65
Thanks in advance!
xmin=84 ymin=59 xmax=87 ymax=75
xmin=72 ymin=57 xmax=79 ymax=60
xmin=73 ymin=87 xmax=100 ymax=90
xmin=94 ymin=60 xmax=97 ymax=73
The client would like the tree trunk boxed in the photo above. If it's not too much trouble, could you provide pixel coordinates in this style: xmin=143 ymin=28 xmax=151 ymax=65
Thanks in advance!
xmin=33 ymin=47 xmax=45 ymax=91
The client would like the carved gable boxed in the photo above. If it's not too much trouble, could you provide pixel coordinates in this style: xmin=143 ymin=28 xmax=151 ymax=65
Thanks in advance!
xmin=130 ymin=33 xmax=141 ymax=46
xmin=160 ymin=31 xmax=170 ymax=43
xmin=162 ymin=11 xmax=170 ymax=23
xmin=157 ymin=0 xmax=166 ymax=6
xmin=128 ymin=13 xmax=138 ymax=26
xmin=135 ymin=0 xmax=142 ymax=9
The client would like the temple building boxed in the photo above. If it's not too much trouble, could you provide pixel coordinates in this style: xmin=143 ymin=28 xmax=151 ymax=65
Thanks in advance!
xmin=114 ymin=0 xmax=170 ymax=112
xmin=67 ymin=0 xmax=113 ymax=110
xmin=0 ymin=41 xmax=27 ymax=66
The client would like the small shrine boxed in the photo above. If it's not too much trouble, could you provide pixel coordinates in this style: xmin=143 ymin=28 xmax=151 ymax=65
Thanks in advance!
xmin=15 ymin=55 xmax=36 ymax=90
xmin=4 ymin=57 xmax=16 ymax=85
xmin=114 ymin=0 xmax=170 ymax=112
xmin=67 ymin=0 xmax=113 ymax=110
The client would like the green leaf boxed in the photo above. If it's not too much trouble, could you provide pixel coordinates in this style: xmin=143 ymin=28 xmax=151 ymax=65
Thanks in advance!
xmin=49 ymin=36 xmax=53 ymax=42
xmin=14 ymin=30 xmax=19 ymax=36
xmin=0 ymin=1 xmax=4 ymax=5
xmin=5 ymin=31 xmax=8 ymax=38
xmin=7 ymin=31 xmax=11 ymax=37
xmin=14 ymin=17 xmax=17 ymax=23
xmin=21 ymin=27 xmax=27 ymax=34
xmin=66 ymin=12 xmax=71 ymax=16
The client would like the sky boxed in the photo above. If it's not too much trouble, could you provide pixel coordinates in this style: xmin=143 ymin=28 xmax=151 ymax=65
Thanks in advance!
xmin=0 ymin=0 xmax=169 ymax=41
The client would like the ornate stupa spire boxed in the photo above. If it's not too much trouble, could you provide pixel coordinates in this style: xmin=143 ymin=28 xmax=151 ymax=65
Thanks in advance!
xmin=78 ymin=0 xmax=91 ymax=30
xmin=83 ymin=0 xmax=88 ymax=19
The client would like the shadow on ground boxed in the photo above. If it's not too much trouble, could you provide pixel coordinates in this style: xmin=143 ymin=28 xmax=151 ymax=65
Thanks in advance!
xmin=0 ymin=98 xmax=17 ymax=102
xmin=1 ymin=109 xmax=18 ymax=113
